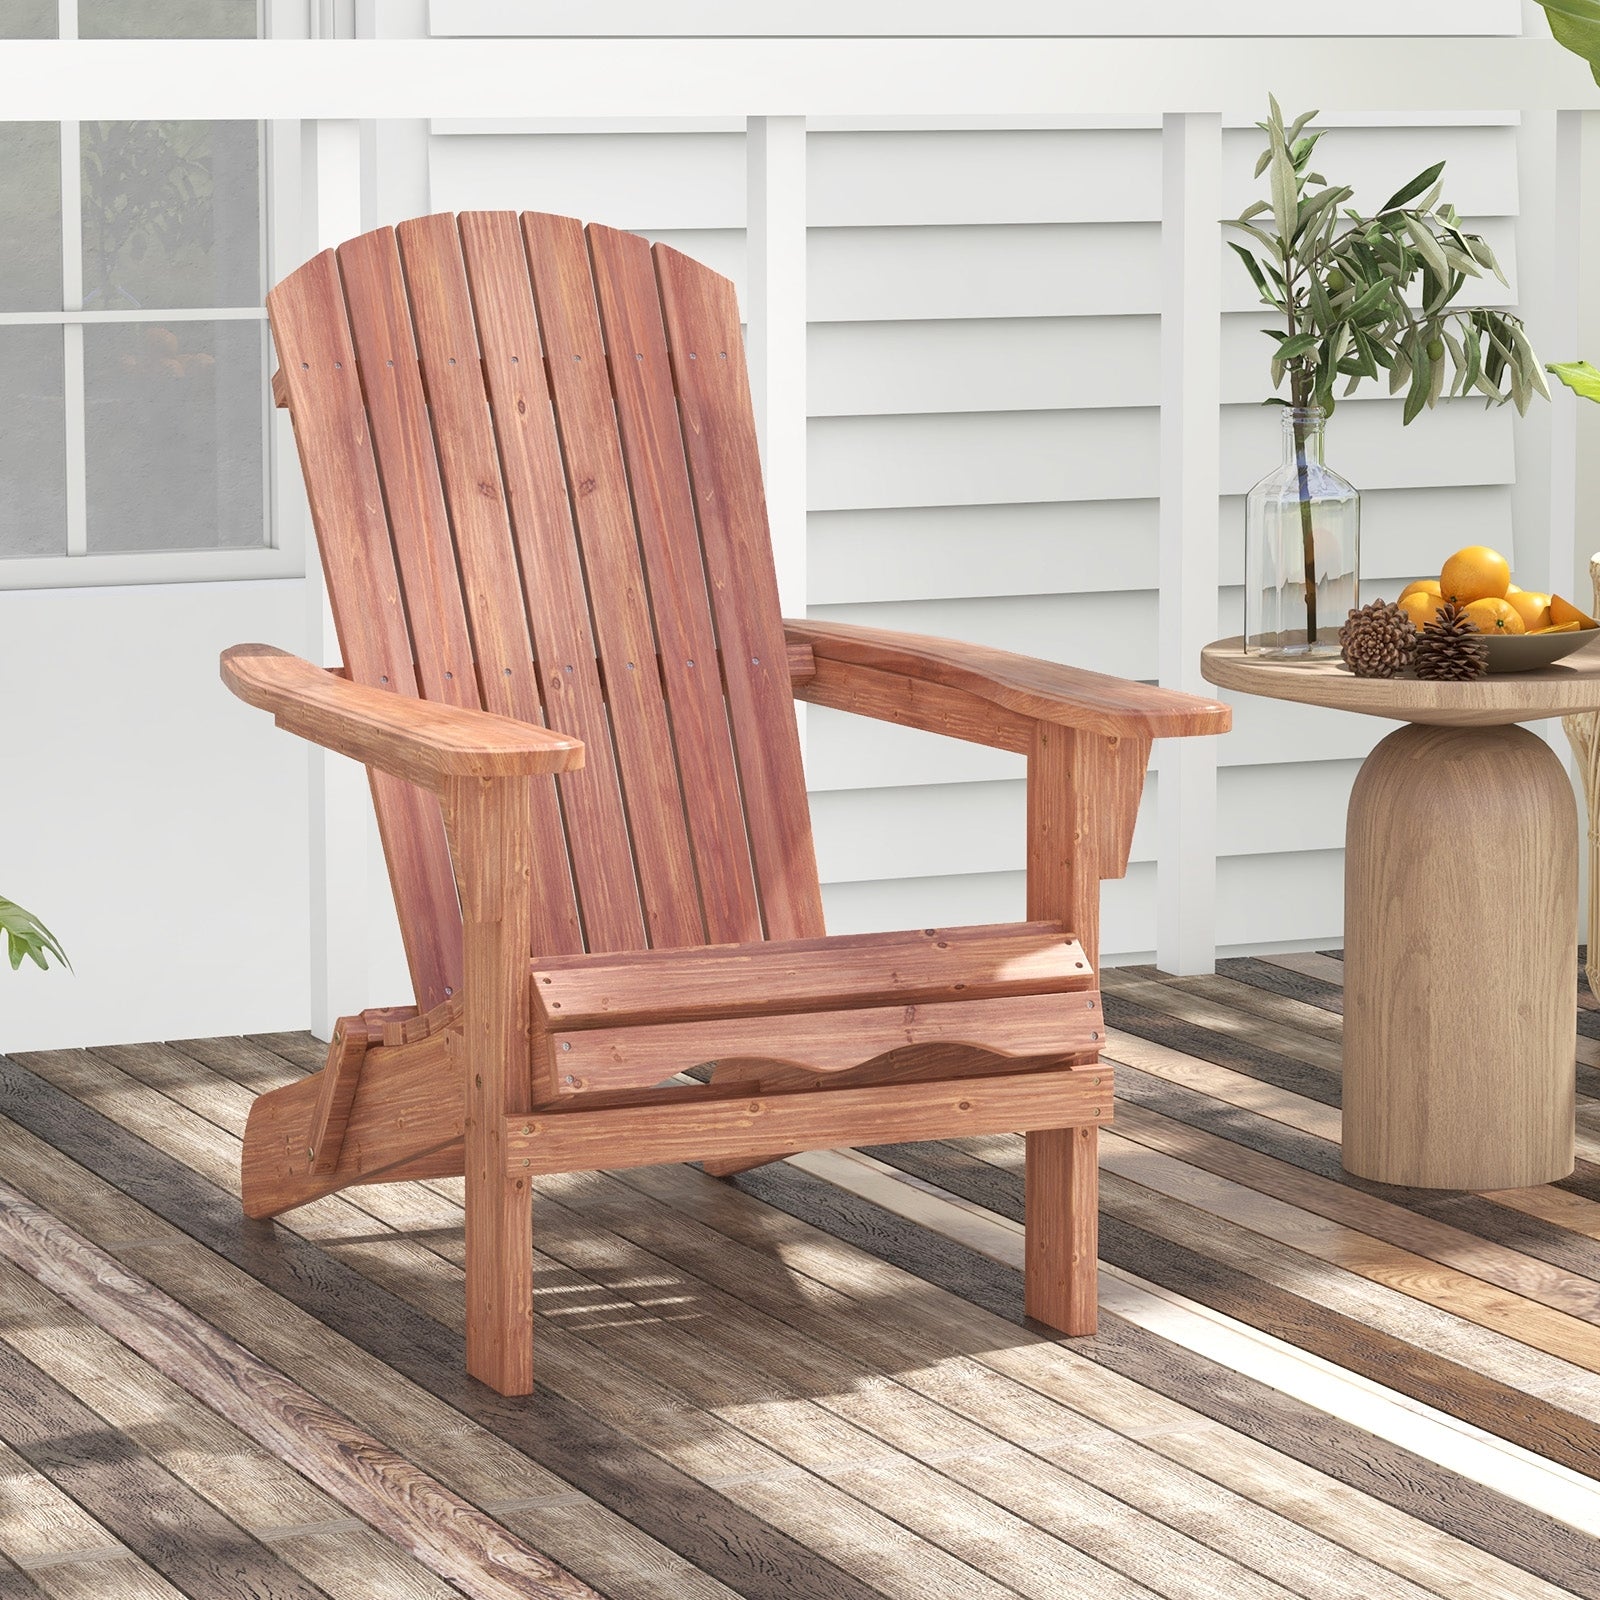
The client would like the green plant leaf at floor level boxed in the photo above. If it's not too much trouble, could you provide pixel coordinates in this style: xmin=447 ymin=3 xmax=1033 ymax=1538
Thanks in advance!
xmin=0 ymin=898 xmax=70 ymax=972
xmin=1550 ymin=359 xmax=1600 ymax=401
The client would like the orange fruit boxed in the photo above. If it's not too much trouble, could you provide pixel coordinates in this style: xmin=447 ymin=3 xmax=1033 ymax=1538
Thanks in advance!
xmin=1504 ymin=590 xmax=1552 ymax=630
xmin=1506 ymin=583 xmax=1523 ymax=594
xmin=1462 ymin=597 xmax=1525 ymax=635
xmin=1532 ymin=621 xmax=1583 ymax=635
xmin=1398 ymin=578 xmax=1443 ymax=602
xmin=1397 ymin=590 xmax=1448 ymax=630
xmin=1440 ymin=546 xmax=1512 ymax=604
xmin=1549 ymin=594 xmax=1600 ymax=629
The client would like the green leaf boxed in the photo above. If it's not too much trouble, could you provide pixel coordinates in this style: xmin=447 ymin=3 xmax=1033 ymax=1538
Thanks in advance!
xmin=1404 ymin=340 xmax=1432 ymax=424
xmin=1275 ymin=332 xmax=1319 ymax=363
xmin=0 ymin=897 xmax=69 ymax=973
xmin=1532 ymin=0 xmax=1600 ymax=87
xmin=1443 ymin=328 xmax=1467 ymax=396
xmin=1378 ymin=160 xmax=1446 ymax=216
xmin=1549 ymin=358 xmax=1600 ymax=401
xmin=1268 ymin=113 xmax=1299 ymax=243
xmin=1229 ymin=241 xmax=1274 ymax=304
xmin=1286 ymin=107 xmax=1320 ymax=143
xmin=1510 ymin=322 xmax=1552 ymax=402
xmin=1346 ymin=275 xmax=1395 ymax=323
xmin=1464 ymin=232 xmax=1508 ymax=287
xmin=1403 ymin=216 xmax=1452 ymax=285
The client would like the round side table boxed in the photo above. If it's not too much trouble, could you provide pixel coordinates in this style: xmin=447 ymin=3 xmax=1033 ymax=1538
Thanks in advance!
xmin=1200 ymin=636 xmax=1600 ymax=1190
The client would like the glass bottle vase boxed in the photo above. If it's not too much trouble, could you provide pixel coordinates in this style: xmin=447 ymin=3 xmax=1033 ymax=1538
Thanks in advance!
xmin=1245 ymin=406 xmax=1360 ymax=660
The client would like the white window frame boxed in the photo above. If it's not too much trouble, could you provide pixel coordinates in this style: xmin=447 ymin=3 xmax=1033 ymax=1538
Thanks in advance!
xmin=0 ymin=0 xmax=302 ymax=590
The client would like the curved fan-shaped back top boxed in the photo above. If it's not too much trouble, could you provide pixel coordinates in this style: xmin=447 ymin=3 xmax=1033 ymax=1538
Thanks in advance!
xmin=267 ymin=212 xmax=822 ymax=1010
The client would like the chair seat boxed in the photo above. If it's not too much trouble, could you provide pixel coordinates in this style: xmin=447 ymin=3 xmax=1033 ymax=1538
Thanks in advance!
xmin=530 ymin=922 xmax=1101 ymax=1094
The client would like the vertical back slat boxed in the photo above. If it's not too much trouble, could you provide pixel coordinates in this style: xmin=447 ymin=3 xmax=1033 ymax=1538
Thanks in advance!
xmin=334 ymin=228 xmax=477 ymax=711
xmin=587 ymin=223 xmax=765 ymax=947
xmin=455 ymin=211 xmax=646 ymax=955
xmin=266 ymin=250 xmax=463 ymax=1007
xmin=392 ymin=214 xmax=583 ymax=959
xmin=653 ymin=244 xmax=825 ymax=941
xmin=520 ymin=211 xmax=705 ymax=952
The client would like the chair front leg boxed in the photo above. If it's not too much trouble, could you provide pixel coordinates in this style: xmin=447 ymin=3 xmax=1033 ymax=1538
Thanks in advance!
xmin=1022 ymin=721 xmax=1149 ymax=1335
xmin=445 ymin=775 xmax=539 ymax=1396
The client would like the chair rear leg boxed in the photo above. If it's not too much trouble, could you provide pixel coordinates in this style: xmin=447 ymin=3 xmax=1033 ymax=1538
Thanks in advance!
xmin=1023 ymin=1125 xmax=1098 ymax=1334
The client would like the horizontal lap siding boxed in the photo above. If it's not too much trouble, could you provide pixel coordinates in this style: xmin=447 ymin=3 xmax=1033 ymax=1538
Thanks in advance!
xmin=425 ymin=108 xmax=1524 ymax=959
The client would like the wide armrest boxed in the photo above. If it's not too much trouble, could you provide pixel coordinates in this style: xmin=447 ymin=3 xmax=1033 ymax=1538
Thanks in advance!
xmin=788 ymin=620 xmax=1231 ymax=741
xmin=221 ymin=644 xmax=585 ymax=792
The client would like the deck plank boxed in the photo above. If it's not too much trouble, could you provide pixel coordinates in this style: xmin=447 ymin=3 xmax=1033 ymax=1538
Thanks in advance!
xmin=5 ymin=953 xmax=1600 ymax=1598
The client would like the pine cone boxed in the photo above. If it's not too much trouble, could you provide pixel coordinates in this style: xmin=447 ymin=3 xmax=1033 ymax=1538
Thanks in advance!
xmin=1413 ymin=599 xmax=1489 ymax=681
xmin=1339 ymin=599 xmax=1417 ymax=679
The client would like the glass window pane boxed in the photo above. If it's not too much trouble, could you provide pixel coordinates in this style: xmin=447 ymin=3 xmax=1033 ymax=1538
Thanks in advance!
xmin=82 ymin=121 xmax=262 ymax=310
xmin=0 ymin=124 xmax=62 ymax=310
xmin=78 ymin=0 xmax=258 ymax=37
xmin=84 ymin=320 xmax=265 ymax=553
xmin=0 ymin=327 xmax=67 ymax=558
xmin=1 ymin=0 xmax=57 ymax=36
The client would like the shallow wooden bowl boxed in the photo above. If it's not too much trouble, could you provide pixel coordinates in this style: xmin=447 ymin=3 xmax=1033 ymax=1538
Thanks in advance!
xmin=1480 ymin=626 xmax=1600 ymax=674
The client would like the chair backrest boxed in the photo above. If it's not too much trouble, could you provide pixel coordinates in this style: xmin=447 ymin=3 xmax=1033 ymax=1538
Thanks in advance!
xmin=268 ymin=212 xmax=822 ymax=1010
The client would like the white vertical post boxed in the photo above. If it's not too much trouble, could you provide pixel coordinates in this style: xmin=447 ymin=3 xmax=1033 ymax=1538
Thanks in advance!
xmin=1551 ymin=111 xmax=1600 ymax=610
xmin=745 ymin=115 xmax=808 ymax=621
xmin=57 ymin=0 xmax=85 ymax=558
xmin=1156 ymin=112 xmax=1223 ymax=976
xmin=303 ymin=116 xmax=368 ymax=1041
xmin=356 ymin=0 xmax=430 ymax=229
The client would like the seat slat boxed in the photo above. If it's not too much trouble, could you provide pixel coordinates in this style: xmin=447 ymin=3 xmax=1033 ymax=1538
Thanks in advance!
xmin=654 ymin=244 xmax=825 ymax=941
xmin=587 ymin=222 xmax=765 ymax=947
xmin=455 ymin=210 xmax=646 ymax=956
xmin=533 ymin=922 xmax=1092 ymax=1029
xmin=520 ymin=212 xmax=705 ymax=952
xmin=266 ymin=250 xmax=462 ymax=1008
xmin=393 ymin=215 xmax=583 ymax=959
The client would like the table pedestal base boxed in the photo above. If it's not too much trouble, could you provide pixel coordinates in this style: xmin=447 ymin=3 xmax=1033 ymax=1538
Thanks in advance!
xmin=1343 ymin=721 xmax=1576 ymax=1190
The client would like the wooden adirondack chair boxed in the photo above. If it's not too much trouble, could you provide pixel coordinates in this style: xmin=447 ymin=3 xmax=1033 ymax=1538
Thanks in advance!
xmin=222 ymin=211 xmax=1230 ymax=1396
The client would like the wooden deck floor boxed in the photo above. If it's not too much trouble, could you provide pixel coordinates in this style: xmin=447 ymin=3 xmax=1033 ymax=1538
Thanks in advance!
xmin=2 ymin=953 xmax=1600 ymax=1598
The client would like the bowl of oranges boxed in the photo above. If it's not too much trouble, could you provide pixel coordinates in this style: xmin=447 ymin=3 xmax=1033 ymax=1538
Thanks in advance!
xmin=1395 ymin=547 xmax=1600 ymax=673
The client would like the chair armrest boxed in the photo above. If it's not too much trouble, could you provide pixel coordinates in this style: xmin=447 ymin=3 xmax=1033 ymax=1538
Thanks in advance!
xmin=220 ymin=644 xmax=584 ymax=793
xmin=787 ymin=619 xmax=1230 ymax=741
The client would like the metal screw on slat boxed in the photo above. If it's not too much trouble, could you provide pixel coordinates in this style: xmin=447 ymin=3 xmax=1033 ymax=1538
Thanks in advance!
xmin=560 ymin=1041 xmax=571 ymax=1051
xmin=1085 ymin=998 xmax=1096 ymax=1009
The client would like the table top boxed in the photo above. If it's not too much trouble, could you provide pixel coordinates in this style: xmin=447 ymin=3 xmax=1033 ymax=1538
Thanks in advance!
xmin=1201 ymin=635 xmax=1600 ymax=726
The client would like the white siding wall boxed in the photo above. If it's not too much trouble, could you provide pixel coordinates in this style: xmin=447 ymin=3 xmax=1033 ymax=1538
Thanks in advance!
xmin=0 ymin=2 xmax=1554 ymax=1051
xmin=422 ymin=87 xmax=1530 ymax=961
